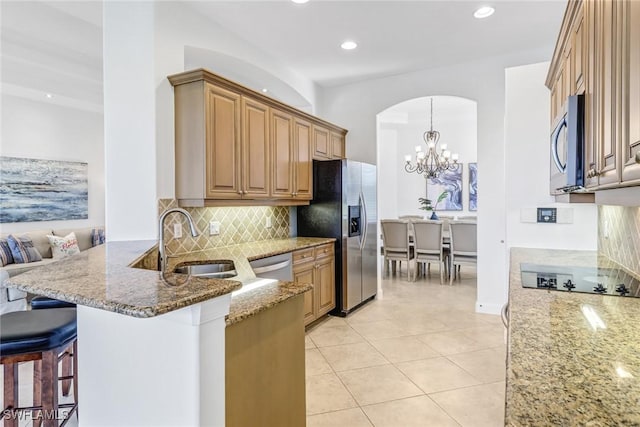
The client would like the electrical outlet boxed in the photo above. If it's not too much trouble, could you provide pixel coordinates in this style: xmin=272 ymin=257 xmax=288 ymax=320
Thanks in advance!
xmin=265 ymin=216 xmax=272 ymax=229
xmin=173 ymin=223 xmax=182 ymax=239
xmin=209 ymin=221 xmax=221 ymax=236
xmin=604 ymin=220 xmax=609 ymax=239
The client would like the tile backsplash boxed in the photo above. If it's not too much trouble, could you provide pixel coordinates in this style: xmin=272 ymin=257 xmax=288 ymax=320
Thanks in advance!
xmin=158 ymin=199 xmax=290 ymax=255
xmin=598 ymin=205 xmax=640 ymax=276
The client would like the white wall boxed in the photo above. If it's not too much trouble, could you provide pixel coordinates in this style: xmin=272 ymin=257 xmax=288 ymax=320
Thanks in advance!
xmin=505 ymin=62 xmax=597 ymax=250
xmin=0 ymin=94 xmax=104 ymax=233
xmin=378 ymin=97 xmax=477 ymax=219
xmin=320 ymin=47 xmax=552 ymax=314
xmin=103 ymin=2 xmax=157 ymax=241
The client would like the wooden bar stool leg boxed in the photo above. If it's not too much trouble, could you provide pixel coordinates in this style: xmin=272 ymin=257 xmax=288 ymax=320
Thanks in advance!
xmin=33 ymin=360 xmax=42 ymax=427
xmin=3 ymin=363 xmax=18 ymax=427
xmin=61 ymin=347 xmax=71 ymax=396
xmin=41 ymin=350 xmax=59 ymax=427
xmin=72 ymin=341 xmax=79 ymax=416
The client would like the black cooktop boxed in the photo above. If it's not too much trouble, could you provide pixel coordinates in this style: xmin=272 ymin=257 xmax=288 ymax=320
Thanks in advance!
xmin=520 ymin=263 xmax=640 ymax=297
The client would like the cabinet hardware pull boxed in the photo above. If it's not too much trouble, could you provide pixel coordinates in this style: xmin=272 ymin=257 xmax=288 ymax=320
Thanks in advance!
xmin=635 ymin=152 xmax=640 ymax=164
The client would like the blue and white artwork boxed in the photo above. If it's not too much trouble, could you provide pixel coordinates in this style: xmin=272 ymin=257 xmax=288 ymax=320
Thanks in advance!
xmin=426 ymin=163 xmax=463 ymax=211
xmin=0 ymin=156 xmax=88 ymax=223
xmin=469 ymin=163 xmax=478 ymax=211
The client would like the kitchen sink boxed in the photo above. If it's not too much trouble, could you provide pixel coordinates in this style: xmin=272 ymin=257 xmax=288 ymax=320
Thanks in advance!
xmin=173 ymin=260 xmax=237 ymax=279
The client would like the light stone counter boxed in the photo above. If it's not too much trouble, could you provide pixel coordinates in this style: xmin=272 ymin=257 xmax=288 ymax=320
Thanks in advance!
xmin=507 ymin=248 xmax=640 ymax=426
xmin=6 ymin=237 xmax=332 ymax=322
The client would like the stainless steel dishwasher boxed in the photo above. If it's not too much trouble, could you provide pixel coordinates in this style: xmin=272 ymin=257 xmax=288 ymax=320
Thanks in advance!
xmin=249 ymin=252 xmax=293 ymax=281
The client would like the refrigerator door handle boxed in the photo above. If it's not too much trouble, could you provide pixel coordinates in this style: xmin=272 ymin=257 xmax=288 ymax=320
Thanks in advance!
xmin=359 ymin=191 xmax=368 ymax=251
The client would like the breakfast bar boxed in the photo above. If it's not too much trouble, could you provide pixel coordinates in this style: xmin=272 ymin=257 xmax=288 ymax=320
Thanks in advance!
xmin=507 ymin=248 xmax=640 ymax=426
xmin=5 ymin=237 xmax=332 ymax=426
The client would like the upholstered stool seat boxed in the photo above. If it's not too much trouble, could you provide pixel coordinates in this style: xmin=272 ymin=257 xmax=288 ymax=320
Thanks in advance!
xmin=31 ymin=296 xmax=76 ymax=310
xmin=1 ymin=308 xmax=78 ymax=427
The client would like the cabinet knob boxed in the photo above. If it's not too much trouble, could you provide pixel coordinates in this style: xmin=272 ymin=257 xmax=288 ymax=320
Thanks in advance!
xmin=237 ymin=190 xmax=243 ymax=194
xmin=587 ymin=168 xmax=599 ymax=178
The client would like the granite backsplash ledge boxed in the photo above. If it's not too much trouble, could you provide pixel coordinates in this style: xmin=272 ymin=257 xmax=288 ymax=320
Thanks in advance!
xmin=158 ymin=199 xmax=290 ymax=255
xmin=598 ymin=205 xmax=640 ymax=277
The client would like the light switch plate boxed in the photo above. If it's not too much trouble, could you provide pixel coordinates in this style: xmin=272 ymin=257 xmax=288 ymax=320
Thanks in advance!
xmin=209 ymin=221 xmax=221 ymax=236
xmin=173 ymin=223 xmax=182 ymax=238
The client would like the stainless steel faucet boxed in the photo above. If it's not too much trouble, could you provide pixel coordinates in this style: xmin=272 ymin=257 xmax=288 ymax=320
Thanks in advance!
xmin=158 ymin=208 xmax=199 ymax=274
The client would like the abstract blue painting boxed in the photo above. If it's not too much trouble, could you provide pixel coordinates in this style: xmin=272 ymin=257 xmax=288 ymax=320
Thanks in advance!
xmin=0 ymin=156 xmax=88 ymax=223
xmin=426 ymin=163 xmax=463 ymax=211
xmin=469 ymin=163 xmax=478 ymax=211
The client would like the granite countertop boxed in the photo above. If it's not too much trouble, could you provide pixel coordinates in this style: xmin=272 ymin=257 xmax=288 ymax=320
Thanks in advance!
xmin=6 ymin=237 xmax=333 ymax=323
xmin=507 ymin=247 xmax=640 ymax=426
xmin=160 ymin=237 xmax=334 ymax=325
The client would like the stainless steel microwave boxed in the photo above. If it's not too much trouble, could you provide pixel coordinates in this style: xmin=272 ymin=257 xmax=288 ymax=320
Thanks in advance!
xmin=549 ymin=94 xmax=585 ymax=194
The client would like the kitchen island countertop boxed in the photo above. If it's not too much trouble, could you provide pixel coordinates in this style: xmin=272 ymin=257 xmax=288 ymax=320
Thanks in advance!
xmin=507 ymin=247 xmax=640 ymax=426
xmin=6 ymin=237 xmax=334 ymax=323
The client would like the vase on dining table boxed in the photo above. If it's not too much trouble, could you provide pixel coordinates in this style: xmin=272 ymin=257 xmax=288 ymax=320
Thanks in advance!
xmin=430 ymin=211 xmax=439 ymax=220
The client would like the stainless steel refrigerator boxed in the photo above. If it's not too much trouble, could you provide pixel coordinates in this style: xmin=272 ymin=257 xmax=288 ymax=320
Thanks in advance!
xmin=297 ymin=159 xmax=377 ymax=316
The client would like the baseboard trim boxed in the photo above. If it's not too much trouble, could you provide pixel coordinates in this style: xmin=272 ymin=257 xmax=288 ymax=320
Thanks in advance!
xmin=475 ymin=301 xmax=503 ymax=315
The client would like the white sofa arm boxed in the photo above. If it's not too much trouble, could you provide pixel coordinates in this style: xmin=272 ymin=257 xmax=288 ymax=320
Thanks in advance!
xmin=0 ymin=269 xmax=27 ymax=314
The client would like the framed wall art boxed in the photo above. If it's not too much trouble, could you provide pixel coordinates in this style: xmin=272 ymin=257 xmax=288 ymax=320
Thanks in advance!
xmin=426 ymin=163 xmax=463 ymax=211
xmin=469 ymin=162 xmax=478 ymax=211
xmin=0 ymin=156 xmax=88 ymax=223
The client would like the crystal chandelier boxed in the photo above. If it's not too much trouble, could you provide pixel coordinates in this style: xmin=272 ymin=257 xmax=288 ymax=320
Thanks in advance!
xmin=404 ymin=98 xmax=459 ymax=179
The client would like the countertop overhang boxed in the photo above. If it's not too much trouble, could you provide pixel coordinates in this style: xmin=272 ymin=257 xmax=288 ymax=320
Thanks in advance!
xmin=5 ymin=237 xmax=334 ymax=323
xmin=507 ymin=247 xmax=640 ymax=426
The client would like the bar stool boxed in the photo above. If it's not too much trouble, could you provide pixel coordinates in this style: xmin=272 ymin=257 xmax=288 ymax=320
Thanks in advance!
xmin=30 ymin=297 xmax=76 ymax=310
xmin=1 ymin=308 xmax=78 ymax=427
xmin=30 ymin=297 xmax=77 ymax=398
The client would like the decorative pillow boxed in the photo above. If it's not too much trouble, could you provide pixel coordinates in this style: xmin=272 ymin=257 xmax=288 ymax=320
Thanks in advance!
xmin=91 ymin=228 xmax=105 ymax=247
xmin=0 ymin=239 xmax=14 ymax=267
xmin=6 ymin=234 xmax=43 ymax=264
xmin=46 ymin=232 xmax=81 ymax=259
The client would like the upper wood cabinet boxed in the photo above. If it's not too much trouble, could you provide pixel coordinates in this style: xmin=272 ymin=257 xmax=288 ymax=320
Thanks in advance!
xmin=242 ymin=97 xmax=271 ymax=198
xmin=547 ymin=0 xmax=640 ymax=196
xmin=621 ymin=0 xmax=640 ymax=184
xmin=313 ymin=124 xmax=346 ymax=160
xmin=169 ymin=69 xmax=348 ymax=206
xmin=293 ymin=118 xmax=313 ymax=200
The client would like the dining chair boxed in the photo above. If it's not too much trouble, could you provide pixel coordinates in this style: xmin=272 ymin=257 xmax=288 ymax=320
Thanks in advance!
xmin=448 ymin=220 xmax=477 ymax=285
xmin=380 ymin=219 xmax=414 ymax=280
xmin=412 ymin=220 xmax=448 ymax=284
xmin=398 ymin=215 xmax=424 ymax=220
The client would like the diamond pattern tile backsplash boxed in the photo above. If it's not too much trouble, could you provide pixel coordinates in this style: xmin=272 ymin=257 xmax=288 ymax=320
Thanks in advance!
xmin=158 ymin=199 xmax=291 ymax=255
xmin=598 ymin=205 xmax=640 ymax=276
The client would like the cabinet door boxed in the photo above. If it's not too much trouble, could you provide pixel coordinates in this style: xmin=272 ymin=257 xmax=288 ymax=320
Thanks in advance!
xmin=330 ymin=131 xmax=345 ymax=159
xmin=622 ymin=0 xmax=640 ymax=183
xmin=205 ymin=84 xmax=242 ymax=199
xmin=294 ymin=263 xmax=315 ymax=326
xmin=313 ymin=125 xmax=330 ymax=159
xmin=573 ymin=7 xmax=585 ymax=93
xmin=293 ymin=118 xmax=313 ymax=200
xmin=315 ymin=257 xmax=335 ymax=317
xmin=241 ymin=97 xmax=270 ymax=198
xmin=596 ymin=0 xmax=619 ymax=186
xmin=271 ymin=109 xmax=294 ymax=198
xmin=584 ymin=0 xmax=599 ymax=188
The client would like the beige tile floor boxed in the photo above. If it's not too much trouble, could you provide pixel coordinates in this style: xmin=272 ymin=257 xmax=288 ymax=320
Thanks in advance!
xmin=306 ymin=264 xmax=506 ymax=427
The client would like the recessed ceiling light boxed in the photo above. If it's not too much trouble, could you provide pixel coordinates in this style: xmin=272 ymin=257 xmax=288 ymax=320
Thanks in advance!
xmin=262 ymin=88 xmax=268 ymax=93
xmin=45 ymin=93 xmax=53 ymax=99
xmin=291 ymin=0 xmax=309 ymax=4
xmin=474 ymin=6 xmax=495 ymax=18
xmin=341 ymin=40 xmax=358 ymax=50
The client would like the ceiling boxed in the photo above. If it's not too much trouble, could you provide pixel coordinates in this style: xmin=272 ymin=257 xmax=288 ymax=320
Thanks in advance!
xmin=0 ymin=0 xmax=566 ymax=109
xmin=190 ymin=0 xmax=567 ymax=87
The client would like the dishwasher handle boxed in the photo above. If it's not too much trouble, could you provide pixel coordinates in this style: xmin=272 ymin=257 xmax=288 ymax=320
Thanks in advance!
xmin=251 ymin=259 xmax=291 ymax=275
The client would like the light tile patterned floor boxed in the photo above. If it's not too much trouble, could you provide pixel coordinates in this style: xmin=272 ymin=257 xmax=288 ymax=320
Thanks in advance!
xmin=306 ymin=265 xmax=506 ymax=427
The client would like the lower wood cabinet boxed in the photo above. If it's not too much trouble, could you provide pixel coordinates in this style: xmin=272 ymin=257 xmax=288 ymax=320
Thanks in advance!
xmin=226 ymin=294 xmax=305 ymax=427
xmin=293 ymin=243 xmax=335 ymax=326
